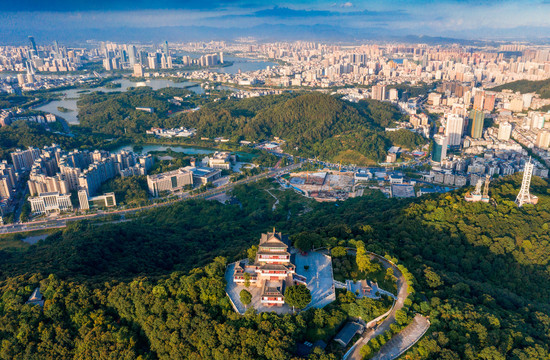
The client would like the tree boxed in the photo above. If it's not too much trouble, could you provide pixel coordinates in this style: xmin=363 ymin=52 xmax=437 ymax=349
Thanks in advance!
xmin=331 ymin=246 xmax=347 ymax=258
xmin=20 ymin=202 xmax=31 ymax=222
xmin=424 ymin=268 xmax=443 ymax=288
xmin=284 ymin=284 xmax=311 ymax=311
xmin=240 ymin=289 xmax=252 ymax=308
xmin=244 ymin=272 xmax=251 ymax=288
xmin=247 ymin=245 xmax=258 ymax=263
xmin=356 ymin=245 xmax=371 ymax=273
xmin=293 ymin=233 xmax=314 ymax=252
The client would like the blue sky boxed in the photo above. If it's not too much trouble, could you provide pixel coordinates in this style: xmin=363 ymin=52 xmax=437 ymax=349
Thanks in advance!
xmin=2 ymin=1 xmax=550 ymax=41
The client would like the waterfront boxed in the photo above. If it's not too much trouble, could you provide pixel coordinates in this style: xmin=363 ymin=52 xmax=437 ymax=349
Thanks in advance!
xmin=213 ymin=56 xmax=277 ymax=74
xmin=112 ymin=144 xmax=217 ymax=155
xmin=35 ymin=79 xmax=204 ymax=124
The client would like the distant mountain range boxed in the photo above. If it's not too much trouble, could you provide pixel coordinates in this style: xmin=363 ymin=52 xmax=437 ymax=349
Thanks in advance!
xmin=2 ymin=23 xmax=550 ymax=46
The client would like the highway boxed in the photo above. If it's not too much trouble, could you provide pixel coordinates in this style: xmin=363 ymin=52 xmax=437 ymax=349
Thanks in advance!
xmin=0 ymin=162 xmax=304 ymax=236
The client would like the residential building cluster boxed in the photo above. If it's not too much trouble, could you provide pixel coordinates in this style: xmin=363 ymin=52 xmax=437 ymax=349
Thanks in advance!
xmin=0 ymin=109 xmax=56 ymax=127
xmin=0 ymin=37 xmax=83 ymax=73
xmin=8 ymin=145 xmax=153 ymax=215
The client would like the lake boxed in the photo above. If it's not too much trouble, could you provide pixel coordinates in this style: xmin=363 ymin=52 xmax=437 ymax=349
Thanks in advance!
xmin=112 ymin=144 xmax=217 ymax=156
xmin=35 ymin=79 xmax=205 ymax=124
xmin=214 ymin=56 xmax=277 ymax=74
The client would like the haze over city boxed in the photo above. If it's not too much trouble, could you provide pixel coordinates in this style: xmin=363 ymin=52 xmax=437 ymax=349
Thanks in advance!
xmin=0 ymin=1 xmax=549 ymax=360
xmin=3 ymin=0 xmax=550 ymax=42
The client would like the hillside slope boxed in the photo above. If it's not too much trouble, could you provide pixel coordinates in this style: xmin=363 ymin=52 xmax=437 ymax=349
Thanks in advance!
xmin=0 ymin=175 xmax=548 ymax=359
xmin=490 ymin=78 xmax=550 ymax=98
xmin=178 ymin=92 xmax=425 ymax=163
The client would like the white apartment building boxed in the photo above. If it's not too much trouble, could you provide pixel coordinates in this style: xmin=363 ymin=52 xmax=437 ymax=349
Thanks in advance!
xmin=445 ymin=114 xmax=464 ymax=146
xmin=146 ymin=168 xmax=193 ymax=197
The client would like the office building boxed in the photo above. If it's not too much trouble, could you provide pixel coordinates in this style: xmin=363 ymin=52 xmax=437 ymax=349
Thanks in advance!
xmin=445 ymin=114 xmax=464 ymax=146
xmin=29 ymin=192 xmax=72 ymax=214
xmin=128 ymin=45 xmax=137 ymax=66
xmin=28 ymin=36 xmax=38 ymax=57
xmin=468 ymin=109 xmax=484 ymax=139
xmin=205 ymin=151 xmax=232 ymax=169
xmin=78 ymin=189 xmax=116 ymax=210
xmin=147 ymin=168 xmax=193 ymax=196
xmin=432 ymin=135 xmax=448 ymax=163
xmin=185 ymin=166 xmax=222 ymax=185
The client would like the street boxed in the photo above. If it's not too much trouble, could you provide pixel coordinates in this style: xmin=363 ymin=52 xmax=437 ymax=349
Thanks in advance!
xmin=0 ymin=162 xmax=304 ymax=235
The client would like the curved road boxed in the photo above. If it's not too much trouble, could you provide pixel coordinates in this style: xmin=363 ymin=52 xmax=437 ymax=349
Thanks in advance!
xmin=346 ymin=252 xmax=409 ymax=360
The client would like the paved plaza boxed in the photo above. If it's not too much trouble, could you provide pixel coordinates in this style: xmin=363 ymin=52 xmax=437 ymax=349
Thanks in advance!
xmin=225 ymin=250 xmax=336 ymax=314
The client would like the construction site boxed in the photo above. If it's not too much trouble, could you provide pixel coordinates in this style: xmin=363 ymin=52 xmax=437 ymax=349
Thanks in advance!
xmin=288 ymin=171 xmax=357 ymax=202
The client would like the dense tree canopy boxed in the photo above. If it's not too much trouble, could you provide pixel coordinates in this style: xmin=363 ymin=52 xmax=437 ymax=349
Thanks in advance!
xmin=173 ymin=93 xmax=425 ymax=163
xmin=285 ymin=284 xmax=312 ymax=310
xmin=0 ymin=174 xmax=548 ymax=359
xmin=491 ymin=78 xmax=550 ymax=99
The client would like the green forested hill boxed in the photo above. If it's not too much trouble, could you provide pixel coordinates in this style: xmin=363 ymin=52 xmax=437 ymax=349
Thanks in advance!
xmin=76 ymin=90 xmax=426 ymax=164
xmin=174 ymin=92 xmax=425 ymax=163
xmin=490 ymin=78 xmax=550 ymax=98
xmin=0 ymin=175 xmax=548 ymax=359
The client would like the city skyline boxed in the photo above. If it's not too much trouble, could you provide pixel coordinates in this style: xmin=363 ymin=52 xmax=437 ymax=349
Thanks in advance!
xmin=2 ymin=1 xmax=550 ymax=43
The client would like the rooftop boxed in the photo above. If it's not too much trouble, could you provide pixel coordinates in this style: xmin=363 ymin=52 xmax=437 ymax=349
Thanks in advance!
xmin=147 ymin=168 xmax=191 ymax=180
xmin=334 ymin=322 xmax=364 ymax=347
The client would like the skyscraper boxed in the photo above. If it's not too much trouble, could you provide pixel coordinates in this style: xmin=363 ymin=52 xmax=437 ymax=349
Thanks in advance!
xmin=163 ymin=41 xmax=169 ymax=55
xmin=468 ymin=109 xmax=484 ymax=139
xmin=432 ymin=135 xmax=448 ymax=163
xmin=128 ymin=45 xmax=137 ymax=67
xmin=53 ymin=40 xmax=61 ymax=59
xmin=445 ymin=114 xmax=464 ymax=146
xmin=148 ymin=54 xmax=158 ymax=70
xmin=28 ymin=36 xmax=38 ymax=57
xmin=473 ymin=90 xmax=484 ymax=110
xmin=483 ymin=93 xmax=496 ymax=112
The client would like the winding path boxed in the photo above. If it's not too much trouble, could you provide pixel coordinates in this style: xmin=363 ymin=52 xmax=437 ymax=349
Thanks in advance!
xmin=344 ymin=251 xmax=409 ymax=360
xmin=371 ymin=314 xmax=430 ymax=360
